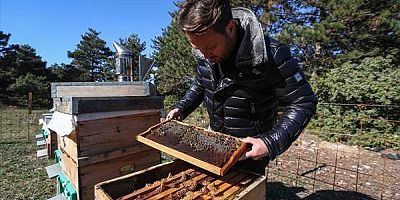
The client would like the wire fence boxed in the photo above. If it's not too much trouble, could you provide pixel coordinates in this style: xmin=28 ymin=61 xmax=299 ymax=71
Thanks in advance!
xmin=0 ymin=97 xmax=47 ymax=143
xmin=266 ymin=103 xmax=400 ymax=199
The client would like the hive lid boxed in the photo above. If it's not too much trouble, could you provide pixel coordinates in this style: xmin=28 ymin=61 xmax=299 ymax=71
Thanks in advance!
xmin=137 ymin=120 xmax=249 ymax=176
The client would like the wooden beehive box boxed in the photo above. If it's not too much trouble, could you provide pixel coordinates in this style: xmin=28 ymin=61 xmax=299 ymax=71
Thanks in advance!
xmin=46 ymin=129 xmax=57 ymax=158
xmin=50 ymin=81 xmax=163 ymax=115
xmin=137 ymin=120 xmax=249 ymax=176
xmin=95 ymin=160 xmax=266 ymax=200
xmin=39 ymin=112 xmax=57 ymax=158
xmin=51 ymin=81 xmax=155 ymax=98
xmin=54 ymin=109 xmax=163 ymax=200
xmin=52 ymin=96 xmax=164 ymax=115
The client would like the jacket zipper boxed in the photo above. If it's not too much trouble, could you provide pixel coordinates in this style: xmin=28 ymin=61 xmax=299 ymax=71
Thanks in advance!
xmin=205 ymin=60 xmax=217 ymax=89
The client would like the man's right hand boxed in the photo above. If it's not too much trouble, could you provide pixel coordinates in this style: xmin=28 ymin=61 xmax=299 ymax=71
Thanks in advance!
xmin=166 ymin=108 xmax=184 ymax=121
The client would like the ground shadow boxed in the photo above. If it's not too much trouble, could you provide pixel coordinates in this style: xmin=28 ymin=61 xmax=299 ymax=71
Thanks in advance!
xmin=267 ymin=182 xmax=377 ymax=200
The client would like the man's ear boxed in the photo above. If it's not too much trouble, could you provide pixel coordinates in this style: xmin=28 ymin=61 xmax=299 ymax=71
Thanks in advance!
xmin=225 ymin=20 xmax=236 ymax=37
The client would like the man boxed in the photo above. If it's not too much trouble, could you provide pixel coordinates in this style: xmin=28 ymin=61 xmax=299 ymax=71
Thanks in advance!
xmin=167 ymin=0 xmax=317 ymax=175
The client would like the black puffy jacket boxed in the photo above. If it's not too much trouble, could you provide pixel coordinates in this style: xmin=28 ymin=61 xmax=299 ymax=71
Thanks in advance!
xmin=175 ymin=7 xmax=317 ymax=160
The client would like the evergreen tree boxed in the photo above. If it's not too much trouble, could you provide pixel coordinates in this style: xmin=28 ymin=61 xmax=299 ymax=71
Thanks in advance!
xmin=0 ymin=39 xmax=48 ymax=100
xmin=68 ymin=28 xmax=113 ymax=81
xmin=230 ymin=0 xmax=272 ymax=26
xmin=275 ymin=0 xmax=400 ymax=76
xmin=13 ymin=45 xmax=48 ymax=77
xmin=308 ymin=55 xmax=400 ymax=148
xmin=7 ymin=73 xmax=50 ymax=107
xmin=275 ymin=0 xmax=400 ymax=147
xmin=0 ymin=31 xmax=11 ymax=55
xmin=0 ymin=32 xmax=13 ymax=98
xmin=152 ymin=13 xmax=196 ymax=106
xmin=48 ymin=63 xmax=82 ymax=82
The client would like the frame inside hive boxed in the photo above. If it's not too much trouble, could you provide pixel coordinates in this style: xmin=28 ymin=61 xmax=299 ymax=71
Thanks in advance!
xmin=115 ymin=161 xmax=259 ymax=200
xmin=137 ymin=120 xmax=249 ymax=176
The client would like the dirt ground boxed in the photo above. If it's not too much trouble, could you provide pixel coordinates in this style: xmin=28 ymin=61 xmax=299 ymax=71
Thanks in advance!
xmin=266 ymin=133 xmax=400 ymax=200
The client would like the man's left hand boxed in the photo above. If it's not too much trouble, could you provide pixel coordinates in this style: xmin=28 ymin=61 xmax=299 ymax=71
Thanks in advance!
xmin=242 ymin=137 xmax=269 ymax=160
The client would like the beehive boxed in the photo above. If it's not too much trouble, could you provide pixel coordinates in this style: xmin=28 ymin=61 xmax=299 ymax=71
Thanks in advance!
xmin=48 ymin=81 xmax=164 ymax=199
xmin=95 ymin=160 xmax=266 ymax=200
xmin=53 ymin=109 xmax=162 ymax=199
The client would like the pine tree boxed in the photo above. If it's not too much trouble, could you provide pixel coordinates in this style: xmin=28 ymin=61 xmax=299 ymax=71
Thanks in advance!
xmin=68 ymin=28 xmax=113 ymax=81
xmin=0 ymin=32 xmax=13 ymax=98
xmin=0 ymin=31 xmax=11 ymax=55
xmin=7 ymin=73 xmax=50 ymax=106
xmin=231 ymin=0 xmax=272 ymax=26
xmin=0 ymin=39 xmax=48 ymax=100
xmin=275 ymin=0 xmax=400 ymax=76
xmin=48 ymin=63 xmax=82 ymax=82
xmin=152 ymin=13 xmax=196 ymax=105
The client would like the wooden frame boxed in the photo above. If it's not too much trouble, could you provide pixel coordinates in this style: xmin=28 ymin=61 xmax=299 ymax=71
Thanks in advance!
xmin=137 ymin=120 xmax=249 ymax=176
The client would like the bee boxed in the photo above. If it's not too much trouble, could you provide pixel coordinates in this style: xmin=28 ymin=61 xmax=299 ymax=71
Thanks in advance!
xmin=154 ymin=179 xmax=166 ymax=193
xmin=207 ymin=182 xmax=218 ymax=198
xmin=185 ymin=180 xmax=198 ymax=191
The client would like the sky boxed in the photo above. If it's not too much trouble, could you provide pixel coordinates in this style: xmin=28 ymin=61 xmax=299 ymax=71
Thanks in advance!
xmin=0 ymin=0 xmax=177 ymax=66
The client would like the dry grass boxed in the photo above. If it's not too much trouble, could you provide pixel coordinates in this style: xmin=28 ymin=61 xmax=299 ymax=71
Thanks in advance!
xmin=0 ymin=108 xmax=56 ymax=200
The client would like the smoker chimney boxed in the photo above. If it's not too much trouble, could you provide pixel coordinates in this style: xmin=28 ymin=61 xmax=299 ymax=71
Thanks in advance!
xmin=113 ymin=41 xmax=133 ymax=82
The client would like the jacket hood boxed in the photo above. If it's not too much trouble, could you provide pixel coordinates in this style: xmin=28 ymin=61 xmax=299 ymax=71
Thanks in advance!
xmin=192 ymin=7 xmax=268 ymax=67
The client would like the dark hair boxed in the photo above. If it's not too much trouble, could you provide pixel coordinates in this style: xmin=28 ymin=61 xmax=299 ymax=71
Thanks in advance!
xmin=178 ymin=0 xmax=233 ymax=34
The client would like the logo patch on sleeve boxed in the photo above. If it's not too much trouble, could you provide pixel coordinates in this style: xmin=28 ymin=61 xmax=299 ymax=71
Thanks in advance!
xmin=251 ymin=68 xmax=261 ymax=75
xmin=294 ymin=72 xmax=303 ymax=82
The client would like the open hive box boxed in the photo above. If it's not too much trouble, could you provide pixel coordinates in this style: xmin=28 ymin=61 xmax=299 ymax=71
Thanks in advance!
xmin=137 ymin=120 xmax=249 ymax=176
xmin=95 ymin=160 xmax=266 ymax=200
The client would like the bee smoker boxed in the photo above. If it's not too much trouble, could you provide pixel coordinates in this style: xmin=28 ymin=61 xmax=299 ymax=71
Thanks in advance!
xmin=113 ymin=41 xmax=133 ymax=82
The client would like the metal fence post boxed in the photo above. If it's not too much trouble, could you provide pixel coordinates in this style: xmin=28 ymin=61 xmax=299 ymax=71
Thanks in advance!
xmin=27 ymin=92 xmax=32 ymax=140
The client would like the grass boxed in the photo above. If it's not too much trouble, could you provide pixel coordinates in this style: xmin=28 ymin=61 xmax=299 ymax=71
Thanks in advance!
xmin=0 ymin=108 xmax=56 ymax=200
xmin=0 ymin=106 xmax=208 ymax=200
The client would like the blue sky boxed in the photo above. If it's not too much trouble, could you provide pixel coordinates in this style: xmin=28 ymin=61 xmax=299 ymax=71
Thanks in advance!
xmin=1 ymin=0 xmax=177 ymax=66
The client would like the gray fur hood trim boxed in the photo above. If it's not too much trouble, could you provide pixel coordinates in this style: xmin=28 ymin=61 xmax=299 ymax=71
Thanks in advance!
xmin=233 ymin=7 xmax=268 ymax=67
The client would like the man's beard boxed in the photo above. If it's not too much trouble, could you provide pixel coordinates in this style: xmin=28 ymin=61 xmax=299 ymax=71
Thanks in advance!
xmin=219 ymin=34 xmax=235 ymax=63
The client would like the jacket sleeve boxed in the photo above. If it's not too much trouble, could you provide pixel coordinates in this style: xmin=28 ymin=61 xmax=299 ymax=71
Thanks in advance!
xmin=174 ymin=61 xmax=205 ymax=119
xmin=260 ymin=43 xmax=318 ymax=160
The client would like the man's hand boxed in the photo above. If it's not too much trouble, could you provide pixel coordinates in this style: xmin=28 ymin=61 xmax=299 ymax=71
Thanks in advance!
xmin=166 ymin=108 xmax=184 ymax=121
xmin=242 ymin=137 xmax=269 ymax=160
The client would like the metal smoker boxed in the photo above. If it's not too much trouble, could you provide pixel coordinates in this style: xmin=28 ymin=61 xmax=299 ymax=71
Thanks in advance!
xmin=113 ymin=41 xmax=133 ymax=82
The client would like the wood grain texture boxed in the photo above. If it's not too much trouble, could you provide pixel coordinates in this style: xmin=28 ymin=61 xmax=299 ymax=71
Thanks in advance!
xmin=60 ymin=147 xmax=160 ymax=200
xmin=51 ymin=81 xmax=155 ymax=98
xmin=77 ymin=111 xmax=160 ymax=157
xmin=94 ymin=161 xmax=266 ymax=200
xmin=80 ymin=149 xmax=160 ymax=200
xmin=53 ymin=109 xmax=162 ymax=200
xmin=46 ymin=130 xmax=58 ymax=158
xmin=138 ymin=135 xmax=222 ymax=175
xmin=137 ymin=120 xmax=249 ymax=176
